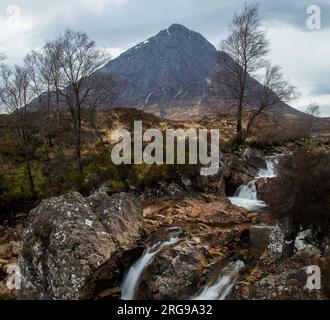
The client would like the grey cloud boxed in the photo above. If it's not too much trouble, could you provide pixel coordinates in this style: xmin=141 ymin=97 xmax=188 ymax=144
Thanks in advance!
xmin=0 ymin=0 xmax=329 ymax=114
xmin=3 ymin=0 xmax=330 ymax=51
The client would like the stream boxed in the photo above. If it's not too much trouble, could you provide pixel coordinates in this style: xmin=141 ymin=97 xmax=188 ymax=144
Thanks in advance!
xmin=228 ymin=155 xmax=279 ymax=211
xmin=121 ymin=154 xmax=281 ymax=300
xmin=192 ymin=260 xmax=245 ymax=300
xmin=121 ymin=233 xmax=181 ymax=300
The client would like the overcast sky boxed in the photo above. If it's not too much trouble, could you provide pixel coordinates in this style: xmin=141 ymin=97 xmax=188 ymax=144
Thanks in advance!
xmin=0 ymin=0 xmax=329 ymax=116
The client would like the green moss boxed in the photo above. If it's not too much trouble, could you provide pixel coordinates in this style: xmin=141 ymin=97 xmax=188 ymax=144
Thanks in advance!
xmin=106 ymin=179 xmax=126 ymax=191
xmin=129 ymin=163 xmax=171 ymax=188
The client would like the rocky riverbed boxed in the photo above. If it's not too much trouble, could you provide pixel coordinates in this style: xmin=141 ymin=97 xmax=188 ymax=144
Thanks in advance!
xmin=1 ymin=146 xmax=329 ymax=300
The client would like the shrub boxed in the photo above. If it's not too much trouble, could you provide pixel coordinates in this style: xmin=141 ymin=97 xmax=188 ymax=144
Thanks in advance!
xmin=248 ymin=121 xmax=311 ymax=150
xmin=267 ymin=149 xmax=330 ymax=235
xmin=128 ymin=164 xmax=172 ymax=189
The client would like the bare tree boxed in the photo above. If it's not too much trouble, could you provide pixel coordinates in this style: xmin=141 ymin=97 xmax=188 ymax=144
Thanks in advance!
xmin=0 ymin=53 xmax=6 ymax=113
xmin=43 ymin=41 xmax=62 ymax=129
xmin=306 ymin=103 xmax=320 ymax=117
xmin=85 ymin=72 xmax=117 ymax=152
xmin=0 ymin=63 xmax=37 ymax=197
xmin=305 ymin=102 xmax=321 ymax=134
xmin=25 ymin=50 xmax=56 ymax=158
xmin=245 ymin=65 xmax=298 ymax=139
xmin=218 ymin=3 xmax=269 ymax=146
xmin=50 ymin=29 xmax=109 ymax=172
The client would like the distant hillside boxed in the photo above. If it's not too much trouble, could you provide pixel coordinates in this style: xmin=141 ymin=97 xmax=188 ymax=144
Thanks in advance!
xmin=100 ymin=23 xmax=305 ymax=120
xmin=30 ymin=23 xmax=310 ymax=122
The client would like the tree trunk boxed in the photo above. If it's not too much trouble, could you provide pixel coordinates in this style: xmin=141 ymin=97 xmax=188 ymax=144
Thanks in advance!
xmin=26 ymin=162 xmax=37 ymax=198
xmin=43 ymin=136 xmax=50 ymax=160
xmin=56 ymin=90 xmax=60 ymax=130
xmin=75 ymin=104 xmax=83 ymax=173
xmin=236 ymin=105 xmax=243 ymax=144
xmin=234 ymin=93 xmax=245 ymax=149
xmin=245 ymin=112 xmax=260 ymax=141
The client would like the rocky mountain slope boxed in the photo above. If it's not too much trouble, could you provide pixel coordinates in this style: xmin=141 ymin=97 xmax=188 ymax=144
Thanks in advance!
xmin=101 ymin=23 xmax=304 ymax=120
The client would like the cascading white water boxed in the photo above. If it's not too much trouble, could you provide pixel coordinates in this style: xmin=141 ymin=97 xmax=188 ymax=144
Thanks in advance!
xmin=193 ymin=260 xmax=245 ymax=300
xmin=194 ymin=155 xmax=282 ymax=301
xmin=121 ymin=235 xmax=180 ymax=300
xmin=229 ymin=156 xmax=279 ymax=211
xmin=235 ymin=181 xmax=258 ymax=200
xmin=257 ymin=157 xmax=278 ymax=179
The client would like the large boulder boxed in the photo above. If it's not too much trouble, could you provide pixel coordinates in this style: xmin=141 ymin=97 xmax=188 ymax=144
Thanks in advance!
xmin=248 ymin=239 xmax=324 ymax=300
xmin=249 ymin=267 xmax=324 ymax=300
xmin=138 ymin=239 xmax=214 ymax=300
xmin=231 ymin=221 xmax=327 ymax=300
xmin=18 ymin=190 xmax=144 ymax=300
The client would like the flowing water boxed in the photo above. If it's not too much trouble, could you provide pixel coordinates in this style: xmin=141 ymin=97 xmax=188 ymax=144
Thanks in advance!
xmin=193 ymin=260 xmax=245 ymax=300
xmin=205 ymin=155 xmax=281 ymax=300
xmin=229 ymin=156 xmax=279 ymax=211
xmin=122 ymin=155 xmax=281 ymax=300
xmin=121 ymin=234 xmax=180 ymax=300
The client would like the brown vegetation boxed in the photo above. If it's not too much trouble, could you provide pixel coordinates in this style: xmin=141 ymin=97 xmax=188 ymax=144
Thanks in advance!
xmin=267 ymin=148 xmax=330 ymax=235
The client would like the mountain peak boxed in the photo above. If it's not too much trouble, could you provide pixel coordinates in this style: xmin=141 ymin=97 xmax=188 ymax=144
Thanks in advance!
xmin=167 ymin=23 xmax=190 ymax=34
xmin=101 ymin=24 xmax=299 ymax=120
xmin=102 ymin=23 xmax=218 ymax=113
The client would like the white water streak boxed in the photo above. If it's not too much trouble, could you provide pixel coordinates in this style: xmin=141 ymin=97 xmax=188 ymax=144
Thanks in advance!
xmin=229 ymin=156 xmax=279 ymax=211
xmin=121 ymin=236 xmax=179 ymax=300
xmin=193 ymin=260 xmax=245 ymax=300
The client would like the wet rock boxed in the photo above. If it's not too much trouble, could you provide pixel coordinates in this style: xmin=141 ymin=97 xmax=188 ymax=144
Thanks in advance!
xmin=249 ymin=225 xmax=274 ymax=255
xmin=18 ymin=191 xmax=144 ymax=300
xmin=294 ymin=230 xmax=321 ymax=256
xmin=263 ymin=221 xmax=293 ymax=264
xmin=255 ymin=178 xmax=272 ymax=201
xmin=137 ymin=208 xmax=248 ymax=300
xmin=225 ymin=155 xmax=267 ymax=196
xmin=248 ymin=244 xmax=323 ymax=300
xmin=142 ymin=182 xmax=187 ymax=202
xmin=249 ymin=267 xmax=323 ymax=300
xmin=140 ymin=193 xmax=251 ymax=302
xmin=196 ymin=155 xmax=227 ymax=195
xmin=234 ymin=220 xmax=325 ymax=300
xmin=138 ymin=239 xmax=214 ymax=299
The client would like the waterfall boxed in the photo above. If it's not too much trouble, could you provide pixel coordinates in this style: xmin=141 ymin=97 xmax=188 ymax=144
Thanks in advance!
xmin=121 ymin=235 xmax=180 ymax=300
xmin=234 ymin=180 xmax=258 ymax=200
xmin=257 ymin=156 xmax=278 ymax=179
xmin=193 ymin=260 xmax=245 ymax=300
xmin=194 ymin=155 xmax=282 ymax=300
xmin=229 ymin=156 xmax=279 ymax=211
